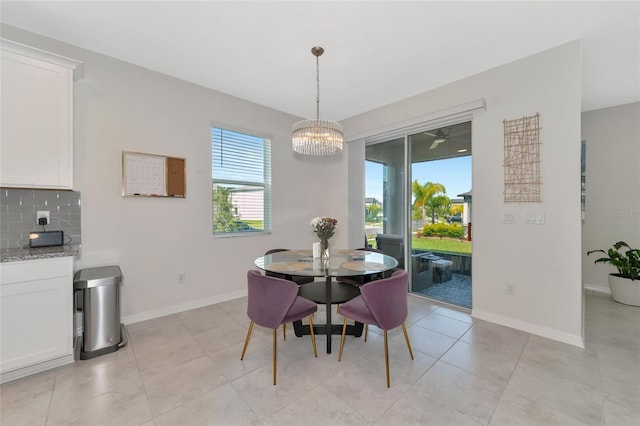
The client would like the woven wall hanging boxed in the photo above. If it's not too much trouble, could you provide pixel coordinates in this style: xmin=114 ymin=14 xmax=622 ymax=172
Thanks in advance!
xmin=503 ymin=113 xmax=542 ymax=203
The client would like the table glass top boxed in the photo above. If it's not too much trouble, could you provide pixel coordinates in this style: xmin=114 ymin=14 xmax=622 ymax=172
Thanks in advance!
xmin=255 ymin=249 xmax=399 ymax=277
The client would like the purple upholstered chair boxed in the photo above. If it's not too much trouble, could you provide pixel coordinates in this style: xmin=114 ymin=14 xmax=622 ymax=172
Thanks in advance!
xmin=264 ymin=248 xmax=315 ymax=340
xmin=337 ymin=270 xmax=414 ymax=387
xmin=241 ymin=270 xmax=318 ymax=385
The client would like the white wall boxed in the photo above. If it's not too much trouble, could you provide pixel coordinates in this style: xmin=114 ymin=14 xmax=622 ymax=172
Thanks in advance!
xmin=582 ymin=102 xmax=640 ymax=292
xmin=1 ymin=25 xmax=350 ymax=322
xmin=3 ymin=24 xmax=594 ymax=346
xmin=344 ymin=41 xmax=584 ymax=346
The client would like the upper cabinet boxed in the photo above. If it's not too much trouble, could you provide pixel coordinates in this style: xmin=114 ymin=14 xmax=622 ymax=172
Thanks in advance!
xmin=1 ymin=39 xmax=83 ymax=190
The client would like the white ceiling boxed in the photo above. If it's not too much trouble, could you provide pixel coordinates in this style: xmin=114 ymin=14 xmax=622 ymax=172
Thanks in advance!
xmin=1 ymin=1 xmax=638 ymax=120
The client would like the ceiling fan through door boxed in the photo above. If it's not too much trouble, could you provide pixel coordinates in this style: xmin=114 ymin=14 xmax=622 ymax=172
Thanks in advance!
xmin=425 ymin=129 xmax=448 ymax=150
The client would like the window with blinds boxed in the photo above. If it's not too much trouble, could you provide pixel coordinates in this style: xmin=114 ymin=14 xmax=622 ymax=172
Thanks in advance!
xmin=211 ymin=127 xmax=271 ymax=235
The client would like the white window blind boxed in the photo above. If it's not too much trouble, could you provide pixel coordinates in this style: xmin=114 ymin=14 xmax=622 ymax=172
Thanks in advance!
xmin=211 ymin=127 xmax=271 ymax=235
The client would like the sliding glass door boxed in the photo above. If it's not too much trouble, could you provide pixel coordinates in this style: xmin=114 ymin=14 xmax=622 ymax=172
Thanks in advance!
xmin=365 ymin=122 xmax=473 ymax=309
xmin=365 ymin=137 xmax=405 ymax=243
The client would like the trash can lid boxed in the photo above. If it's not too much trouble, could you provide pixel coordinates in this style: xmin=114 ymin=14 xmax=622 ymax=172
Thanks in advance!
xmin=73 ymin=265 xmax=122 ymax=289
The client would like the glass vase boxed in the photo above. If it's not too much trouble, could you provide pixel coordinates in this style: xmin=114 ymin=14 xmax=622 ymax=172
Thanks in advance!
xmin=320 ymin=238 xmax=330 ymax=258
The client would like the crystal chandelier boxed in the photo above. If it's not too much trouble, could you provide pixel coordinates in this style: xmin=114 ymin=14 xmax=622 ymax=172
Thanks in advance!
xmin=292 ymin=47 xmax=344 ymax=156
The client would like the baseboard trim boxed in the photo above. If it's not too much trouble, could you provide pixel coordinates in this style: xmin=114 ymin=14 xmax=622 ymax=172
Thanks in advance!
xmin=471 ymin=309 xmax=584 ymax=348
xmin=122 ymin=289 xmax=247 ymax=325
xmin=584 ymin=283 xmax=610 ymax=294
xmin=1 ymin=354 xmax=74 ymax=384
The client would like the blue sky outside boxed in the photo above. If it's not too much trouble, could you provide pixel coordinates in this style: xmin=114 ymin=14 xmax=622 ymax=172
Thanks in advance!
xmin=366 ymin=156 xmax=472 ymax=203
xmin=211 ymin=128 xmax=265 ymax=182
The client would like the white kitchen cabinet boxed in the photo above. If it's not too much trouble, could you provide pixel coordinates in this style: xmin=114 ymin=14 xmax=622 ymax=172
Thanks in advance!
xmin=0 ymin=257 xmax=74 ymax=383
xmin=0 ymin=39 xmax=83 ymax=190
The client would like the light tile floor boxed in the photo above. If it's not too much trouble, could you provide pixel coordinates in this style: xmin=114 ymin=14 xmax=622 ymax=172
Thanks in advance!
xmin=1 ymin=291 xmax=638 ymax=425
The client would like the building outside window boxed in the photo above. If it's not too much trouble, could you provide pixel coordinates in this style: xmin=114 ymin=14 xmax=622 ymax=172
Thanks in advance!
xmin=211 ymin=126 xmax=271 ymax=235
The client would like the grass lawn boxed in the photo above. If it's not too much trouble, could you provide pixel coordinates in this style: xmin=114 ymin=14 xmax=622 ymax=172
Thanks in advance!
xmin=243 ymin=220 xmax=264 ymax=229
xmin=367 ymin=235 xmax=471 ymax=254
xmin=411 ymin=236 xmax=472 ymax=254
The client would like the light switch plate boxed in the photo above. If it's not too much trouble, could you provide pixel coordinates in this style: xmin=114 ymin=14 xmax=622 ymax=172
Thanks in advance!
xmin=524 ymin=213 xmax=545 ymax=224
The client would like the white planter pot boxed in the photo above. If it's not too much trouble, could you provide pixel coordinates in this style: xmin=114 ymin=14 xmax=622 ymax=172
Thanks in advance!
xmin=608 ymin=274 xmax=640 ymax=306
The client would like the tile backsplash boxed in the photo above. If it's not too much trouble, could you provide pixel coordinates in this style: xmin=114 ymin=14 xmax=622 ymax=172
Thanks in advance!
xmin=0 ymin=188 xmax=82 ymax=249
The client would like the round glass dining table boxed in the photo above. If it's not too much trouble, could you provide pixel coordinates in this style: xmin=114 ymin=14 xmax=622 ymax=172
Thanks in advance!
xmin=254 ymin=249 xmax=399 ymax=354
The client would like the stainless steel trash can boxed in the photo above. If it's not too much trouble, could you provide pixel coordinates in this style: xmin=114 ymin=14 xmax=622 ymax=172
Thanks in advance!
xmin=73 ymin=265 xmax=127 ymax=360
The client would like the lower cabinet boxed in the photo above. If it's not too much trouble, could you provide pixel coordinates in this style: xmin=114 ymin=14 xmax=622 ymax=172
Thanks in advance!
xmin=0 ymin=257 xmax=74 ymax=383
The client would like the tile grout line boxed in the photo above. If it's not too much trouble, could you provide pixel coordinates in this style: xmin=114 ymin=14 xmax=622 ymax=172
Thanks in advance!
xmin=44 ymin=373 xmax=56 ymax=426
xmin=128 ymin=339 xmax=155 ymax=425
xmin=484 ymin=332 xmax=531 ymax=425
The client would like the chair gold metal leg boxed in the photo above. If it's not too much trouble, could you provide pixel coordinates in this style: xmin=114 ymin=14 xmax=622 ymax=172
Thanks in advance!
xmin=240 ymin=321 xmax=254 ymax=360
xmin=365 ymin=324 xmax=368 ymax=342
xmin=401 ymin=323 xmax=414 ymax=360
xmin=338 ymin=317 xmax=348 ymax=361
xmin=283 ymin=323 xmax=286 ymax=340
xmin=384 ymin=330 xmax=390 ymax=388
xmin=308 ymin=315 xmax=318 ymax=357
xmin=273 ymin=329 xmax=277 ymax=385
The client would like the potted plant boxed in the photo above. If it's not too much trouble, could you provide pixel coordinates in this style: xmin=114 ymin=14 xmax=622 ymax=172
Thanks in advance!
xmin=588 ymin=241 xmax=640 ymax=306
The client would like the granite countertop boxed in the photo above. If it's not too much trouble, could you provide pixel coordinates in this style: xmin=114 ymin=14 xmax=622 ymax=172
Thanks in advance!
xmin=0 ymin=244 xmax=81 ymax=263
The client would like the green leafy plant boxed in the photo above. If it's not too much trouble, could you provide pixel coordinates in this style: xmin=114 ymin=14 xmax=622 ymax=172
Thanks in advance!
xmin=212 ymin=187 xmax=238 ymax=233
xmin=421 ymin=223 xmax=464 ymax=239
xmin=588 ymin=241 xmax=640 ymax=281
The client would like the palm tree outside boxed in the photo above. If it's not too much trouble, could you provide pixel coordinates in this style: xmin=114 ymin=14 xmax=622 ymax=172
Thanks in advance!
xmin=412 ymin=181 xmax=449 ymax=225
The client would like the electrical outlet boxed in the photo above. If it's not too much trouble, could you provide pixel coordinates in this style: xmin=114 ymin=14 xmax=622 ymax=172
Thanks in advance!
xmin=36 ymin=211 xmax=50 ymax=225
xmin=503 ymin=213 xmax=516 ymax=224
xmin=505 ymin=283 xmax=515 ymax=296
xmin=177 ymin=273 xmax=185 ymax=284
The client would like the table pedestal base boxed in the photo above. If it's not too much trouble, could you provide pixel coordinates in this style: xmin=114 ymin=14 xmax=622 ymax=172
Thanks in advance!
xmin=295 ymin=277 xmax=362 ymax=353
xmin=292 ymin=321 xmax=364 ymax=341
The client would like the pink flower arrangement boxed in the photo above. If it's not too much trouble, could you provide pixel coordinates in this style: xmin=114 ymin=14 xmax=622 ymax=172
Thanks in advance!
xmin=310 ymin=217 xmax=337 ymax=242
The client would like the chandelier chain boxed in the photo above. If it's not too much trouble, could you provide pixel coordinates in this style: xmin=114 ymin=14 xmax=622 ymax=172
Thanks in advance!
xmin=316 ymin=55 xmax=320 ymax=122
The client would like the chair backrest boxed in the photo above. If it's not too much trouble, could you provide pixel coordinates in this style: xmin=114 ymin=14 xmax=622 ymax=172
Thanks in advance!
xmin=265 ymin=248 xmax=288 ymax=255
xmin=247 ymin=270 xmax=298 ymax=329
xmin=375 ymin=234 xmax=404 ymax=269
xmin=357 ymin=247 xmax=382 ymax=253
xmin=360 ymin=270 xmax=409 ymax=330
